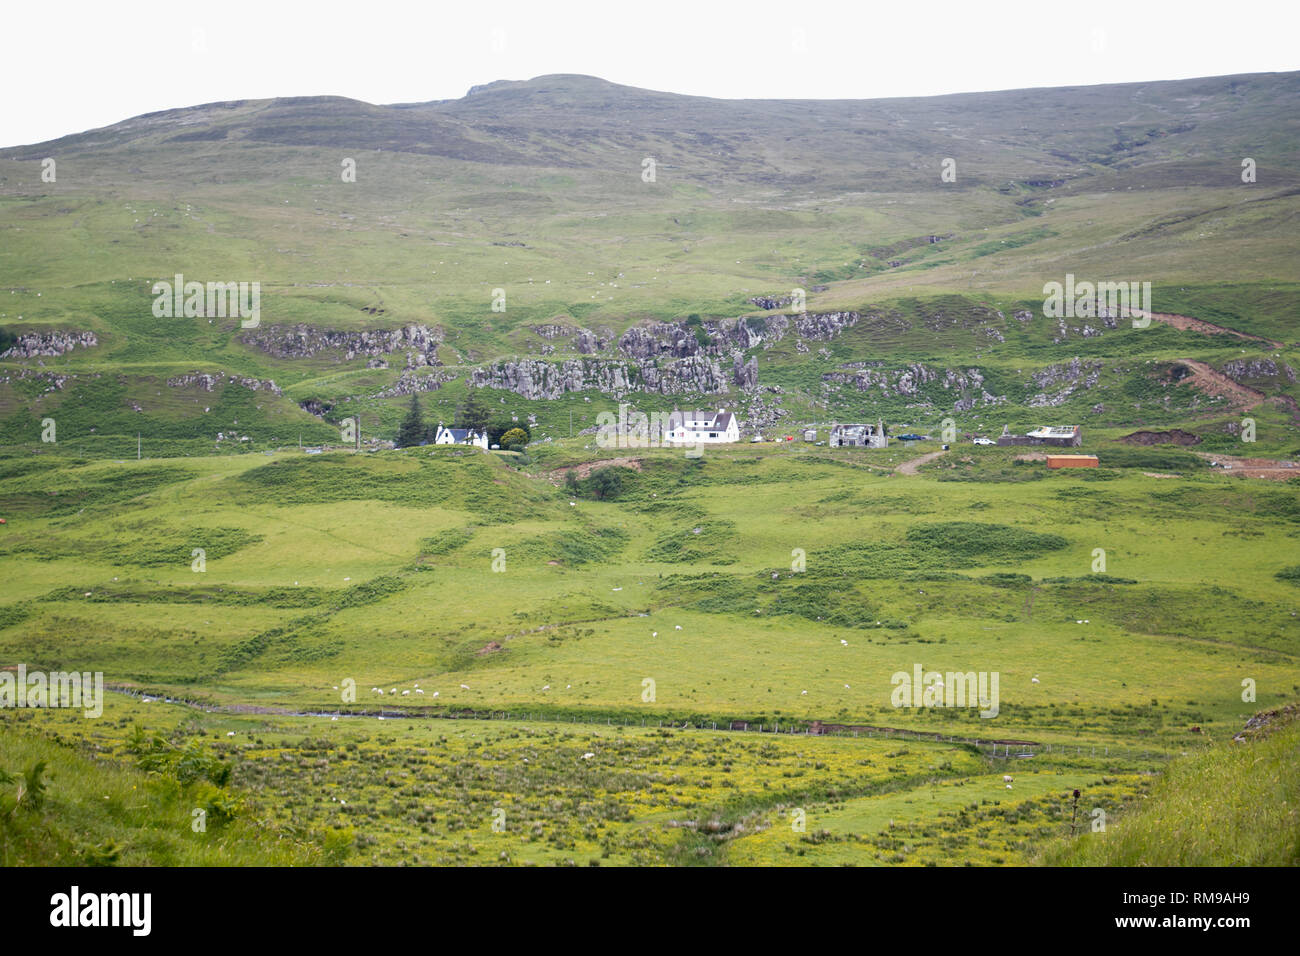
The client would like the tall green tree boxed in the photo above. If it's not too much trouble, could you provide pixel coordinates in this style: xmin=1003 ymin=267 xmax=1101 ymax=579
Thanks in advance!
xmin=396 ymin=394 xmax=426 ymax=447
xmin=458 ymin=388 xmax=491 ymax=433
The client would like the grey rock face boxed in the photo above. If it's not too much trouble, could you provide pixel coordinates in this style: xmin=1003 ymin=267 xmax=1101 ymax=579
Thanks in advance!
xmin=470 ymin=356 xmax=730 ymax=400
xmin=822 ymin=363 xmax=1006 ymax=410
xmin=373 ymin=368 xmax=455 ymax=398
xmin=1026 ymin=358 xmax=1103 ymax=407
xmin=167 ymin=372 xmax=283 ymax=396
xmin=1223 ymin=358 xmax=1296 ymax=383
xmin=241 ymin=324 xmax=442 ymax=365
xmin=1 ymin=330 xmax=98 ymax=358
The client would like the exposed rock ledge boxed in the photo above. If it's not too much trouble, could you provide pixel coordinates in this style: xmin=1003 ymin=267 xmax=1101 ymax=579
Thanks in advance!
xmin=1 ymin=330 xmax=98 ymax=358
xmin=240 ymin=324 xmax=442 ymax=365
xmin=167 ymin=372 xmax=282 ymax=396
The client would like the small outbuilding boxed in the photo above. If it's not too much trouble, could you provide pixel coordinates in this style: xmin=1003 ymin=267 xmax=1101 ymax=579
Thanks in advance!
xmin=1046 ymin=454 xmax=1099 ymax=469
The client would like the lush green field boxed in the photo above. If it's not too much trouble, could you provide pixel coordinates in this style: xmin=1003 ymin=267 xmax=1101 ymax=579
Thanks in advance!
xmin=1 ymin=71 xmax=1297 ymax=866
xmin=1 ymin=440 xmax=1296 ymax=864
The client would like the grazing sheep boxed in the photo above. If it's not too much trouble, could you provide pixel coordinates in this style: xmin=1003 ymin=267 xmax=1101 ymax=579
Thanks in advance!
xmin=1003 ymin=775 xmax=1013 ymax=783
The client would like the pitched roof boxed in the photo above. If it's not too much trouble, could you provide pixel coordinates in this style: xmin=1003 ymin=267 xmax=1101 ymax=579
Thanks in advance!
xmin=666 ymin=410 xmax=732 ymax=430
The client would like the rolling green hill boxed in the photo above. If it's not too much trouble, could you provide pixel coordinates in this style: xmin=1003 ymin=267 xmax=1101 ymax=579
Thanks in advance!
xmin=1 ymin=72 xmax=1297 ymax=867
xmin=1 ymin=72 xmax=1297 ymax=455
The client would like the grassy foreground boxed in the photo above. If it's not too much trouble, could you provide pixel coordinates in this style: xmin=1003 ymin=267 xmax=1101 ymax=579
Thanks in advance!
xmin=1041 ymin=704 xmax=1300 ymax=867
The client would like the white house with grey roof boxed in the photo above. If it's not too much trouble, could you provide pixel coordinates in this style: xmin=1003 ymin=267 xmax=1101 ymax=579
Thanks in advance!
xmin=662 ymin=409 xmax=739 ymax=445
xmin=433 ymin=423 xmax=488 ymax=449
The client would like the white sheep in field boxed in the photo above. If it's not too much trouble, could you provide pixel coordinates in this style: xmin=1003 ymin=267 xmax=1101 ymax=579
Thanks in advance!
xmin=1003 ymin=775 xmax=1013 ymax=783
xmin=415 ymin=689 xmax=424 ymax=695
xmin=460 ymin=684 xmax=470 ymax=690
xmin=401 ymin=690 xmax=410 ymax=696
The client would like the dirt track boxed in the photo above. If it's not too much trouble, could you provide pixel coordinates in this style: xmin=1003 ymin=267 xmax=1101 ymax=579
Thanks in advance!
xmin=547 ymin=456 xmax=644 ymax=482
xmin=1194 ymin=452 xmax=1300 ymax=481
xmin=896 ymin=449 xmax=948 ymax=475
xmin=1176 ymin=358 xmax=1266 ymax=410
xmin=1149 ymin=312 xmax=1283 ymax=349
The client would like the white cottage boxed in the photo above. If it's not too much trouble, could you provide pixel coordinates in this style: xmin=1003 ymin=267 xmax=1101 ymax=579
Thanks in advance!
xmin=662 ymin=410 xmax=740 ymax=445
xmin=433 ymin=423 xmax=489 ymax=450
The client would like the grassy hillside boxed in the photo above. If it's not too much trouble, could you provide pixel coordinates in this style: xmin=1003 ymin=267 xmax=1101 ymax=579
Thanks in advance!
xmin=1 ymin=73 xmax=1297 ymax=455
xmin=0 ymin=72 xmax=1295 ymax=867
xmin=0 ymin=718 xmax=337 ymax=866
xmin=1041 ymin=704 xmax=1300 ymax=866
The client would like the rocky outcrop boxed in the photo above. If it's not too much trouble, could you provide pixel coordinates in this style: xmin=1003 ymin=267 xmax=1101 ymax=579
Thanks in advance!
xmin=575 ymin=329 xmax=603 ymax=354
xmin=470 ymin=356 xmax=730 ymax=400
xmin=0 ymin=368 xmax=79 ymax=391
xmin=373 ymin=368 xmax=455 ymax=399
xmin=241 ymin=324 xmax=442 ymax=366
xmin=531 ymin=324 xmax=571 ymax=340
xmin=792 ymin=310 xmax=858 ymax=340
xmin=618 ymin=323 xmax=703 ymax=360
xmin=733 ymin=354 xmax=758 ymax=389
xmin=167 ymin=372 xmax=282 ymax=396
xmin=1223 ymin=358 xmax=1296 ymax=384
xmin=822 ymin=363 xmax=1004 ymax=410
xmin=1 ymin=330 xmax=97 ymax=358
xmin=750 ymin=294 xmax=794 ymax=310
xmin=1026 ymin=358 xmax=1102 ymax=407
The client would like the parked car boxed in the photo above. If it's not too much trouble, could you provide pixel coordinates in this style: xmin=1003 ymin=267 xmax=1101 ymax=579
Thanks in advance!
xmin=895 ymin=433 xmax=926 ymax=441
xmin=972 ymin=437 xmax=996 ymax=446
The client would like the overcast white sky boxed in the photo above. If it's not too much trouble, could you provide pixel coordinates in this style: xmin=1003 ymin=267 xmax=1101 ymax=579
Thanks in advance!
xmin=3 ymin=0 xmax=1296 ymax=146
